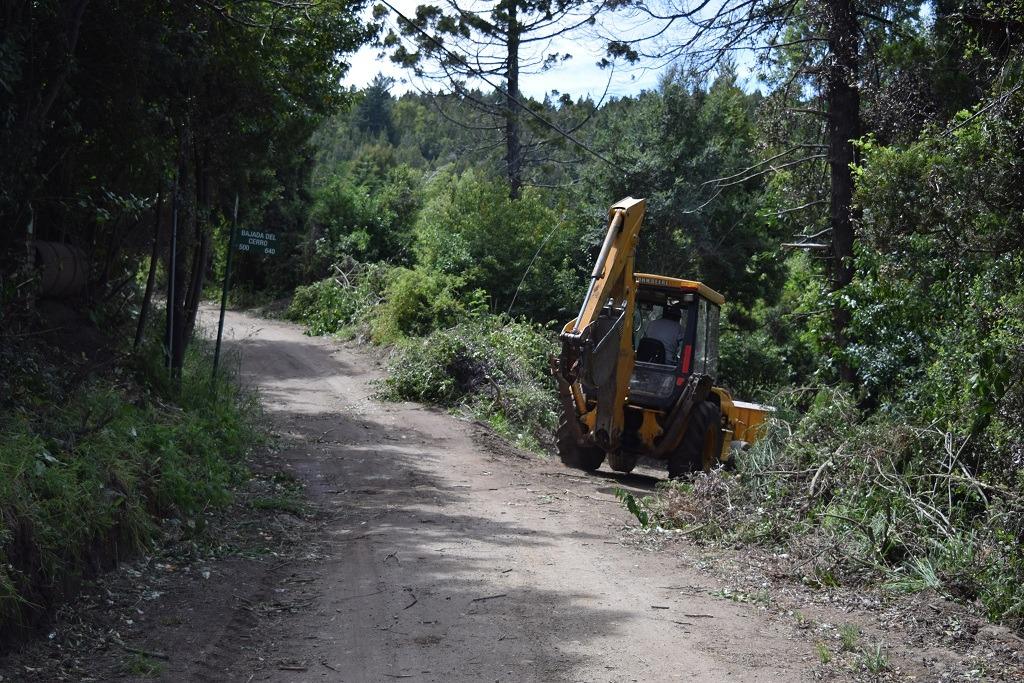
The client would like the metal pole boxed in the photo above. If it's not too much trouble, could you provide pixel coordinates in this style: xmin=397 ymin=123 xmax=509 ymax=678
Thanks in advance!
xmin=212 ymin=194 xmax=238 ymax=380
xmin=166 ymin=182 xmax=178 ymax=372
xmin=571 ymin=210 xmax=623 ymax=335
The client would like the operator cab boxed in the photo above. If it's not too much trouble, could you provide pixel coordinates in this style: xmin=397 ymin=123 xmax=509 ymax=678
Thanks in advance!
xmin=628 ymin=275 xmax=722 ymax=410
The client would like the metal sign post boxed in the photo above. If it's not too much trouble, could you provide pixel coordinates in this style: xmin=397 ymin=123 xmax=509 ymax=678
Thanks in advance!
xmin=212 ymin=194 xmax=239 ymax=380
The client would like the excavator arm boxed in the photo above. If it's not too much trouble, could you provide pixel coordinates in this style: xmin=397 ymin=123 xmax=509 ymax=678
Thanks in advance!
xmin=557 ymin=197 xmax=646 ymax=451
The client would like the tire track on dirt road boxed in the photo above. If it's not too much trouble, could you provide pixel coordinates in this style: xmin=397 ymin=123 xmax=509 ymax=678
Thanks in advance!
xmin=189 ymin=308 xmax=812 ymax=682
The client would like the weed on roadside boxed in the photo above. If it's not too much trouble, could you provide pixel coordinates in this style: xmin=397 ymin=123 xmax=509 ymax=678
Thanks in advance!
xmin=379 ymin=317 xmax=558 ymax=452
xmin=250 ymin=495 xmax=307 ymax=516
xmin=840 ymin=623 xmax=860 ymax=652
xmin=614 ymin=488 xmax=651 ymax=528
xmin=711 ymin=587 xmax=772 ymax=608
xmin=631 ymin=385 xmax=1024 ymax=639
xmin=123 ymin=652 xmax=164 ymax=677
xmin=612 ymin=472 xmax=739 ymax=539
xmin=248 ymin=471 xmax=307 ymax=516
xmin=859 ymin=642 xmax=889 ymax=674
xmin=287 ymin=263 xmax=393 ymax=337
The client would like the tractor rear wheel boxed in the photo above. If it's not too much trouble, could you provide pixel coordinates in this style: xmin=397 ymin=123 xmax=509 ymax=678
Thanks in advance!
xmin=556 ymin=418 xmax=606 ymax=472
xmin=667 ymin=401 xmax=721 ymax=479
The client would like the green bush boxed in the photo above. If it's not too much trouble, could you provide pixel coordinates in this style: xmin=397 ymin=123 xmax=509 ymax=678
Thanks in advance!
xmin=718 ymin=327 xmax=791 ymax=400
xmin=413 ymin=169 xmax=588 ymax=321
xmin=309 ymin=164 xmax=422 ymax=265
xmin=379 ymin=316 xmax=558 ymax=449
xmin=287 ymin=262 xmax=485 ymax=343
xmin=287 ymin=262 xmax=393 ymax=336
xmin=371 ymin=267 xmax=486 ymax=343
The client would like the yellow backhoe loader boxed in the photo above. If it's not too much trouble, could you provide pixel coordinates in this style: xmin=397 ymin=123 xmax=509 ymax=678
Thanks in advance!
xmin=553 ymin=197 xmax=771 ymax=477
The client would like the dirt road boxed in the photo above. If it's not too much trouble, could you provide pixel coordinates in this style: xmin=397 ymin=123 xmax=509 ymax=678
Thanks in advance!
xmin=137 ymin=308 xmax=805 ymax=682
xmin=8 ymin=308 xmax=1024 ymax=682
xmin=1 ymin=309 xmax=814 ymax=681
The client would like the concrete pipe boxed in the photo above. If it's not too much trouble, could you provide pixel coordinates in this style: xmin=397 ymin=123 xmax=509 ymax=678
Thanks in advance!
xmin=33 ymin=241 xmax=88 ymax=298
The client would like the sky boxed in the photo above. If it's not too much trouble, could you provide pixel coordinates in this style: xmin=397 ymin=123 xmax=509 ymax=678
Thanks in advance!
xmin=342 ymin=0 xmax=676 ymax=101
xmin=345 ymin=2 xmax=938 ymax=101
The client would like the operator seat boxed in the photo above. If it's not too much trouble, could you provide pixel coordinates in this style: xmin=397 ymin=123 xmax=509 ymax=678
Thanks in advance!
xmin=636 ymin=337 xmax=666 ymax=364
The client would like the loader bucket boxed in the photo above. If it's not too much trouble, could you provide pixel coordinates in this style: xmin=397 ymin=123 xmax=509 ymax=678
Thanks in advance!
xmin=727 ymin=400 xmax=774 ymax=444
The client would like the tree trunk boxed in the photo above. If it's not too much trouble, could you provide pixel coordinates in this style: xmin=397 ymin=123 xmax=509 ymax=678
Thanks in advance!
xmin=504 ymin=0 xmax=523 ymax=199
xmin=170 ymin=227 xmax=188 ymax=375
xmin=164 ymin=117 xmax=216 ymax=376
xmin=182 ymin=144 xmax=212 ymax=344
xmin=825 ymin=0 xmax=860 ymax=385
xmin=167 ymin=125 xmax=192 ymax=377
xmin=183 ymin=231 xmax=210 ymax=348
xmin=168 ymin=193 xmax=188 ymax=376
xmin=134 ymin=189 xmax=163 ymax=350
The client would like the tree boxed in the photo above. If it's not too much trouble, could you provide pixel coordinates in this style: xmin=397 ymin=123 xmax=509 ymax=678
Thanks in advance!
xmin=413 ymin=169 xmax=588 ymax=319
xmin=584 ymin=65 xmax=783 ymax=308
xmin=1 ymin=0 xmax=370 ymax=371
xmin=353 ymin=74 xmax=398 ymax=143
xmin=603 ymin=0 xmax=924 ymax=383
xmin=379 ymin=0 xmax=601 ymax=198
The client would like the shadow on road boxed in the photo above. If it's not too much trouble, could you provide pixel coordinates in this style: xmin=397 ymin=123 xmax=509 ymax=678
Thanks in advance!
xmin=591 ymin=470 xmax=663 ymax=495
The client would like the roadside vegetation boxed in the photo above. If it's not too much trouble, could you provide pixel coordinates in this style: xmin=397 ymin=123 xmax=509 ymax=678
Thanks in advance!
xmin=287 ymin=258 xmax=559 ymax=451
xmin=279 ymin=10 xmax=1024 ymax=633
xmin=3 ymin=0 xmax=1022 ymax=647
xmin=1 ymin=2 xmax=358 ymax=642
xmin=622 ymin=387 xmax=1024 ymax=627
xmin=0 ymin=312 xmax=259 ymax=642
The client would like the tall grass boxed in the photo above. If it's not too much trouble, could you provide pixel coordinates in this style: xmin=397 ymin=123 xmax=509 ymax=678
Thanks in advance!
xmin=633 ymin=388 xmax=1024 ymax=629
xmin=0 ymin=334 xmax=260 ymax=640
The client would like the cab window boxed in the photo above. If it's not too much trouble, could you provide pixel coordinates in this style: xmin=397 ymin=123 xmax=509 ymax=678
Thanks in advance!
xmin=691 ymin=298 xmax=720 ymax=381
xmin=633 ymin=295 xmax=692 ymax=365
